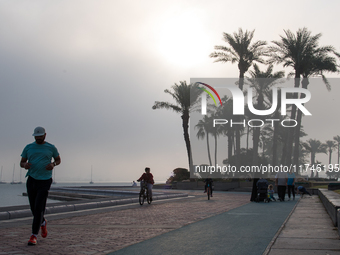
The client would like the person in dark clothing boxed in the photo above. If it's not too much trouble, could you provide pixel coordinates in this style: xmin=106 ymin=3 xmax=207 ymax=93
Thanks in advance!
xmin=137 ymin=167 xmax=154 ymax=200
xmin=297 ymin=186 xmax=312 ymax=196
xmin=204 ymin=178 xmax=213 ymax=197
xmin=20 ymin=127 xmax=61 ymax=245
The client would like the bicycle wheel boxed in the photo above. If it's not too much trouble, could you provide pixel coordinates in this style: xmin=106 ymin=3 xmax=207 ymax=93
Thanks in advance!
xmin=147 ymin=189 xmax=152 ymax=204
xmin=139 ymin=190 xmax=145 ymax=205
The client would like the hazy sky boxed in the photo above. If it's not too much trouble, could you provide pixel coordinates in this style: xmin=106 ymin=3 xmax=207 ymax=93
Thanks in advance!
xmin=1 ymin=0 xmax=339 ymax=182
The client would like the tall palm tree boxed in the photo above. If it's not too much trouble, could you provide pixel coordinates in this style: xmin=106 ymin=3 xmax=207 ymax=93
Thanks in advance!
xmin=218 ymin=96 xmax=238 ymax=163
xmin=334 ymin=135 xmax=340 ymax=165
xmin=314 ymin=160 xmax=325 ymax=178
xmin=210 ymin=28 xmax=267 ymax=170
xmin=153 ymin=81 xmax=202 ymax=169
xmin=211 ymin=109 xmax=226 ymax=168
xmin=292 ymin=47 xmax=339 ymax=168
xmin=246 ymin=64 xmax=283 ymax=201
xmin=325 ymin=140 xmax=337 ymax=165
xmin=195 ymin=115 xmax=213 ymax=166
xmin=325 ymin=140 xmax=337 ymax=179
xmin=269 ymin=28 xmax=339 ymax=166
xmin=246 ymin=64 xmax=284 ymax=167
xmin=302 ymin=139 xmax=327 ymax=178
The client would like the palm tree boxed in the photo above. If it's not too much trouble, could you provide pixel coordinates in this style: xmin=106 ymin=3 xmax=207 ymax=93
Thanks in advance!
xmin=313 ymin=160 xmax=325 ymax=178
xmin=210 ymin=28 xmax=267 ymax=170
xmin=302 ymin=139 xmax=327 ymax=178
xmin=292 ymin=47 xmax=339 ymax=168
xmin=268 ymin=28 xmax=339 ymax=166
xmin=246 ymin=64 xmax=284 ymax=167
xmin=211 ymin=109 xmax=226 ymax=168
xmin=325 ymin=140 xmax=337 ymax=165
xmin=217 ymin=96 xmax=242 ymax=164
xmin=153 ymin=81 xmax=202 ymax=169
xmin=334 ymin=135 xmax=340 ymax=165
xmin=324 ymin=140 xmax=337 ymax=179
xmin=195 ymin=115 xmax=213 ymax=166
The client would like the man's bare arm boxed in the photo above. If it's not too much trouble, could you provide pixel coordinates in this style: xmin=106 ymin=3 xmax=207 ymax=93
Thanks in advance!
xmin=20 ymin=157 xmax=31 ymax=169
xmin=46 ymin=155 xmax=61 ymax=170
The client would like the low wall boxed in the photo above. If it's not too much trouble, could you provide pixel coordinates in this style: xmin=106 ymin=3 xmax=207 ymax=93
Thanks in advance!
xmin=0 ymin=189 xmax=188 ymax=221
xmin=328 ymin=183 xmax=340 ymax=191
xmin=318 ymin=189 xmax=340 ymax=227
xmin=172 ymin=181 xmax=245 ymax=191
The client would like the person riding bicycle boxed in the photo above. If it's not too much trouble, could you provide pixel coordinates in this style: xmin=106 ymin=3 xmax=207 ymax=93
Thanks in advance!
xmin=204 ymin=178 xmax=213 ymax=197
xmin=137 ymin=167 xmax=154 ymax=201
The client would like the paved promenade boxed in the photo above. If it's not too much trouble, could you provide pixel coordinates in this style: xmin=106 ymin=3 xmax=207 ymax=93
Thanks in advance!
xmin=266 ymin=195 xmax=340 ymax=255
xmin=0 ymin=190 xmax=249 ymax=254
xmin=0 ymin=190 xmax=339 ymax=255
xmin=109 ymin=193 xmax=298 ymax=255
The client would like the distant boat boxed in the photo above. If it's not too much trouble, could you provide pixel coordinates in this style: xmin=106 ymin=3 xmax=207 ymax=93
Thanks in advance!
xmin=52 ymin=168 xmax=57 ymax=184
xmin=18 ymin=167 xmax=23 ymax=184
xmin=0 ymin=166 xmax=6 ymax=184
xmin=90 ymin=165 xmax=94 ymax=184
xmin=11 ymin=164 xmax=20 ymax=184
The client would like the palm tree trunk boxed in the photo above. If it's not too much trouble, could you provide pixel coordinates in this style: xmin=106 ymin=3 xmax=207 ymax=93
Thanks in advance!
xmin=285 ymin=76 xmax=300 ymax=166
xmin=214 ymin=133 xmax=218 ymax=168
xmin=252 ymin=127 xmax=260 ymax=165
xmin=206 ymin=135 xmax=212 ymax=166
xmin=181 ymin=111 xmax=192 ymax=170
xmin=293 ymin=77 xmax=309 ymax=167
xmin=235 ymin=73 xmax=245 ymax=171
xmin=246 ymin=125 xmax=250 ymax=150
xmin=281 ymin=137 xmax=287 ymax=165
xmin=233 ymin=133 xmax=236 ymax=155
xmin=272 ymin=113 xmax=280 ymax=166
xmin=310 ymin=153 xmax=315 ymax=178
xmin=228 ymin=131 xmax=233 ymax=163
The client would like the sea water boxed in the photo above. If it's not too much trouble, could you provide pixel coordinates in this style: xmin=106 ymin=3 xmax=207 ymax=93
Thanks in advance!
xmin=0 ymin=182 xmax=133 ymax=207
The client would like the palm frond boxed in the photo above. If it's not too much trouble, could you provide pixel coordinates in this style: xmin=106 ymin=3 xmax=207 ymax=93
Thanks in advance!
xmin=210 ymin=28 xmax=267 ymax=74
xmin=152 ymin=101 xmax=181 ymax=112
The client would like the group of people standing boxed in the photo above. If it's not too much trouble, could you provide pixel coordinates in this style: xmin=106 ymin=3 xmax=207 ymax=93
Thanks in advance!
xmin=275 ymin=170 xmax=296 ymax=201
xmin=274 ymin=169 xmax=311 ymax=201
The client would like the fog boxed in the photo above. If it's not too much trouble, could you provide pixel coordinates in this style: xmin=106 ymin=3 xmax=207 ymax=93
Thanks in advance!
xmin=1 ymin=0 xmax=339 ymax=182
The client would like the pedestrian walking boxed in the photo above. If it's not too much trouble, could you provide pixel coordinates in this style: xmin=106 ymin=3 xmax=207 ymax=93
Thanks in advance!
xmin=275 ymin=171 xmax=287 ymax=201
xmin=287 ymin=170 xmax=296 ymax=200
xmin=20 ymin=127 xmax=61 ymax=245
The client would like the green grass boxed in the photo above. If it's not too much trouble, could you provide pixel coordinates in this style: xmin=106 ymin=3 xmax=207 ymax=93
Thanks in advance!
xmin=312 ymin=185 xmax=340 ymax=195
xmin=311 ymin=185 xmax=328 ymax=189
xmin=333 ymin=190 xmax=340 ymax=195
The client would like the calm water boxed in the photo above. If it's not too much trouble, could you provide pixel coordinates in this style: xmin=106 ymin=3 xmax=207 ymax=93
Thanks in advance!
xmin=0 ymin=182 xmax=133 ymax=207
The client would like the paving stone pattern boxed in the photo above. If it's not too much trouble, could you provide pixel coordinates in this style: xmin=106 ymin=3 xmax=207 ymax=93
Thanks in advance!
xmin=0 ymin=191 xmax=249 ymax=255
xmin=268 ymin=195 xmax=340 ymax=255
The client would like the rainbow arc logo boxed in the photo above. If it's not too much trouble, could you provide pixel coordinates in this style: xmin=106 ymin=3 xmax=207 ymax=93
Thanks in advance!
xmin=197 ymin=82 xmax=222 ymax=106
xmin=197 ymin=82 xmax=222 ymax=115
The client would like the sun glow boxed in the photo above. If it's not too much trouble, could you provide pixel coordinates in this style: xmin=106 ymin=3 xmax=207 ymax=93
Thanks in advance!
xmin=158 ymin=11 xmax=211 ymax=68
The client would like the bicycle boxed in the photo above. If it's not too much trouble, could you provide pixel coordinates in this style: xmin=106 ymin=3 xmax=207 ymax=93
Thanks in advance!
xmin=139 ymin=182 xmax=152 ymax=205
xmin=206 ymin=183 xmax=212 ymax=200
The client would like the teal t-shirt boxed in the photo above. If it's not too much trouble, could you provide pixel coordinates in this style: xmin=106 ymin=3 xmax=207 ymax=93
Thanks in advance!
xmin=21 ymin=142 xmax=59 ymax=180
xmin=287 ymin=173 xmax=295 ymax=185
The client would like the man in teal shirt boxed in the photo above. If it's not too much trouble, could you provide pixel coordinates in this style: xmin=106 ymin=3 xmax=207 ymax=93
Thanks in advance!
xmin=20 ymin=127 xmax=61 ymax=245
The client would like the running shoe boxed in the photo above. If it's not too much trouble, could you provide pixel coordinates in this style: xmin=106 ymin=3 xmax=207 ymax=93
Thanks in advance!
xmin=41 ymin=220 xmax=48 ymax=238
xmin=28 ymin=235 xmax=37 ymax=245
